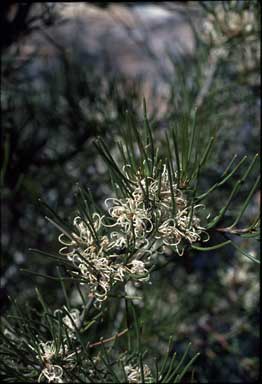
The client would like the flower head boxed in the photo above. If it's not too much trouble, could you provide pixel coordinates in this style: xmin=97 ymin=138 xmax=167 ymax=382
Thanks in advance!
xmin=55 ymin=161 xmax=208 ymax=307
xmin=105 ymin=197 xmax=153 ymax=239
xmin=128 ymin=260 xmax=149 ymax=281
xmin=58 ymin=211 xmax=151 ymax=306
xmin=28 ymin=340 xmax=65 ymax=383
xmin=108 ymin=164 xmax=208 ymax=256
xmin=38 ymin=341 xmax=58 ymax=362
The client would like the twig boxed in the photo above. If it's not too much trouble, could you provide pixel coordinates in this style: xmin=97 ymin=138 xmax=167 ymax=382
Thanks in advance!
xmin=65 ymin=328 xmax=128 ymax=360
xmin=89 ymin=328 xmax=128 ymax=348
xmin=215 ymin=227 xmax=257 ymax=235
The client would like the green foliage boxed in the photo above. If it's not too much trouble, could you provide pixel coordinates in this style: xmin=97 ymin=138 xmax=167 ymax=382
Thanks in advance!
xmin=0 ymin=290 xmax=199 ymax=383
xmin=2 ymin=97 xmax=259 ymax=381
xmin=1 ymin=1 xmax=260 ymax=382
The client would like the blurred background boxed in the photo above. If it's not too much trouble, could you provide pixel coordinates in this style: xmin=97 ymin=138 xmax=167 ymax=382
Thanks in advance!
xmin=1 ymin=1 xmax=260 ymax=382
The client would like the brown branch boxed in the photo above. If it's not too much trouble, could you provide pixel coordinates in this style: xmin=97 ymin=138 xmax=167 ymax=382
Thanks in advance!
xmin=215 ymin=227 xmax=257 ymax=235
xmin=89 ymin=328 xmax=128 ymax=349
xmin=65 ymin=328 xmax=128 ymax=361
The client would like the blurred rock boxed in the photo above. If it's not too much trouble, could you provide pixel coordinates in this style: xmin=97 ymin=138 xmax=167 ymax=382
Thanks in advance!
xmin=12 ymin=3 xmax=197 ymax=116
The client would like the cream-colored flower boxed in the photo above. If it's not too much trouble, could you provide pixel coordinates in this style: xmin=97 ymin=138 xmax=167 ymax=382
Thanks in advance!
xmin=62 ymin=309 xmax=81 ymax=339
xmin=28 ymin=340 xmax=65 ymax=383
xmin=109 ymin=231 xmax=128 ymax=249
xmin=58 ymin=213 xmax=122 ymax=304
xmin=128 ymin=260 xmax=149 ymax=281
xmin=124 ymin=364 xmax=153 ymax=383
xmin=38 ymin=341 xmax=58 ymax=362
xmin=202 ymin=3 xmax=256 ymax=44
xmin=202 ymin=4 xmax=256 ymax=46
xmin=55 ymin=160 xmax=208 ymax=306
xmin=38 ymin=365 xmax=63 ymax=383
xmin=105 ymin=164 xmax=207 ymax=257
xmin=105 ymin=197 xmax=153 ymax=239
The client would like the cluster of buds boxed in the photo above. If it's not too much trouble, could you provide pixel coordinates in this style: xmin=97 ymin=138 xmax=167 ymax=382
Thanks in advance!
xmin=124 ymin=363 xmax=153 ymax=383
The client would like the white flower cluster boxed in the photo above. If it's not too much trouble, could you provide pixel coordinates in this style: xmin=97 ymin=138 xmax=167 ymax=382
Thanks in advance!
xmin=124 ymin=363 xmax=153 ymax=383
xmin=201 ymin=3 xmax=260 ymax=75
xmin=38 ymin=341 xmax=59 ymax=362
xmin=58 ymin=163 xmax=207 ymax=306
xmin=202 ymin=4 xmax=256 ymax=46
xmin=29 ymin=341 xmax=65 ymax=383
xmin=32 ymin=307 xmax=83 ymax=382
xmin=58 ymin=212 xmax=150 ymax=306
xmin=113 ymin=164 xmax=207 ymax=255
xmin=38 ymin=364 xmax=63 ymax=383
xmin=53 ymin=307 xmax=82 ymax=340
xmin=62 ymin=309 xmax=81 ymax=338
xmin=219 ymin=252 xmax=259 ymax=311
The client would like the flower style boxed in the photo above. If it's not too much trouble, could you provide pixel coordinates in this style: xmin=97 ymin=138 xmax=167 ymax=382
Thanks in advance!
xmin=104 ymin=197 xmax=153 ymax=239
xmin=124 ymin=364 xmax=153 ymax=383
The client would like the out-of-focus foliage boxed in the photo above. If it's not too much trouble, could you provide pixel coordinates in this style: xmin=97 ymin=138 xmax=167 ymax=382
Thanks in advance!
xmin=1 ymin=3 xmax=144 ymax=305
